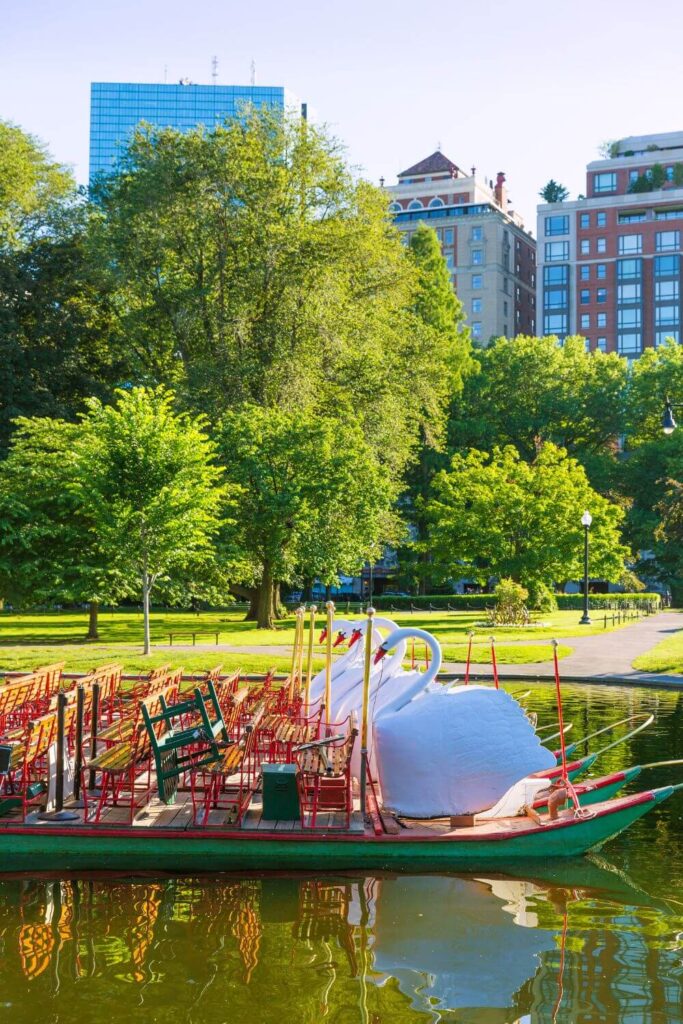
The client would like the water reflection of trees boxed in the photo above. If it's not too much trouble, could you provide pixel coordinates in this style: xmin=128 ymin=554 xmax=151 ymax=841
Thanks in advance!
xmin=0 ymin=870 xmax=682 ymax=1023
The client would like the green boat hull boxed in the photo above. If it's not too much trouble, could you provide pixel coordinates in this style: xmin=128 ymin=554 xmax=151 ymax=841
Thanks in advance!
xmin=0 ymin=789 xmax=670 ymax=874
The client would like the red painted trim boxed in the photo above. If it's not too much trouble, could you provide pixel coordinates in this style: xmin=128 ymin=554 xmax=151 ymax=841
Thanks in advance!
xmin=0 ymin=790 xmax=657 ymax=845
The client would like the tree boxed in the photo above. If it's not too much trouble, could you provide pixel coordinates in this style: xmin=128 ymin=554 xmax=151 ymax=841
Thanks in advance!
xmin=400 ymin=225 xmax=472 ymax=592
xmin=539 ymin=180 xmax=569 ymax=203
xmin=0 ymin=120 xmax=74 ymax=250
xmin=448 ymin=336 xmax=628 ymax=486
xmin=424 ymin=444 xmax=628 ymax=593
xmin=88 ymin=110 xmax=441 ymax=486
xmin=76 ymin=388 xmax=227 ymax=653
xmin=0 ymin=418 xmax=121 ymax=637
xmin=216 ymin=405 xmax=398 ymax=628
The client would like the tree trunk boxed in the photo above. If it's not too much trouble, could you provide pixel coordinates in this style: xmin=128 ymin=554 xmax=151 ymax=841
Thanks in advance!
xmin=272 ymin=582 xmax=287 ymax=620
xmin=256 ymin=562 xmax=275 ymax=629
xmin=86 ymin=600 xmax=99 ymax=640
xmin=244 ymin=593 xmax=259 ymax=621
xmin=142 ymin=573 xmax=151 ymax=655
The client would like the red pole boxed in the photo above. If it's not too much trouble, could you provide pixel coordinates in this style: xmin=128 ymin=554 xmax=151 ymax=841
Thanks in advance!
xmin=465 ymin=632 xmax=473 ymax=685
xmin=490 ymin=636 xmax=499 ymax=689
xmin=411 ymin=637 xmax=416 ymax=669
xmin=552 ymin=638 xmax=568 ymax=776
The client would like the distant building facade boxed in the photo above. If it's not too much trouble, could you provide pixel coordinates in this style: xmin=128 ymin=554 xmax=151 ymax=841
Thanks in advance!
xmin=89 ymin=81 xmax=301 ymax=180
xmin=385 ymin=151 xmax=536 ymax=344
xmin=537 ymin=131 xmax=683 ymax=356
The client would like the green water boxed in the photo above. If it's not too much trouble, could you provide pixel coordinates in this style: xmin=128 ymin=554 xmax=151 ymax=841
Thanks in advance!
xmin=1 ymin=682 xmax=683 ymax=1023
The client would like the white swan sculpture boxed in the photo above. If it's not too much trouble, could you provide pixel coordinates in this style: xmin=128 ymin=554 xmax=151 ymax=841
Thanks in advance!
xmin=372 ymin=627 xmax=556 ymax=818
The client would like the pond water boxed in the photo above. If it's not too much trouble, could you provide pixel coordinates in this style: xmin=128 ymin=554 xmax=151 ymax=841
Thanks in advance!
xmin=1 ymin=682 xmax=682 ymax=1023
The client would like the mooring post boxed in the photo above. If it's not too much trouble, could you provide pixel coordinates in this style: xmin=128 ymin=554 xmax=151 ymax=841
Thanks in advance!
xmin=89 ymin=682 xmax=100 ymax=791
xmin=73 ymin=685 xmax=84 ymax=801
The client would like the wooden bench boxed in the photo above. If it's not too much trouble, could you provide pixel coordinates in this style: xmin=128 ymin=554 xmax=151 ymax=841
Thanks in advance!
xmin=0 ymin=674 xmax=44 ymax=733
xmin=0 ymin=702 xmax=78 ymax=819
xmin=295 ymin=724 xmax=358 ymax=830
xmin=191 ymin=705 xmax=266 ymax=827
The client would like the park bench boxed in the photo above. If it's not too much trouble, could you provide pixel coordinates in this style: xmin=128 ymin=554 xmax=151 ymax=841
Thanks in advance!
xmin=0 ymin=673 xmax=45 ymax=733
xmin=190 ymin=703 xmax=266 ymax=827
xmin=81 ymin=679 xmax=180 ymax=824
xmin=260 ymin=704 xmax=324 ymax=763
xmin=0 ymin=702 xmax=79 ymax=819
xmin=97 ymin=669 xmax=182 ymax=747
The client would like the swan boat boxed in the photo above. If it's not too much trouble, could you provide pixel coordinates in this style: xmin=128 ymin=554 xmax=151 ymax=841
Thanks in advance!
xmin=0 ymin=608 xmax=678 ymax=873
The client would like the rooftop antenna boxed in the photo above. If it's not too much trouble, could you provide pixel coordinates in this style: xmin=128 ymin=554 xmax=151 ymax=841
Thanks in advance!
xmin=211 ymin=56 xmax=218 ymax=84
xmin=437 ymin=139 xmax=441 ymax=151
xmin=250 ymin=59 xmax=256 ymax=86
xmin=163 ymin=64 xmax=168 ymax=84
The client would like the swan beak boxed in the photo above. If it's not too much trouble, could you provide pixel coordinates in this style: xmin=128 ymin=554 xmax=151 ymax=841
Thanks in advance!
xmin=333 ymin=631 xmax=347 ymax=648
xmin=374 ymin=645 xmax=389 ymax=665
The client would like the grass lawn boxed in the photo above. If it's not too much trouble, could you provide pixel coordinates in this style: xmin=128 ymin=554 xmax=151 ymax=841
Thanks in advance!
xmin=0 ymin=605 xmax=642 ymax=674
xmin=0 ymin=605 xmax=637 ymax=677
xmin=632 ymin=628 xmax=683 ymax=674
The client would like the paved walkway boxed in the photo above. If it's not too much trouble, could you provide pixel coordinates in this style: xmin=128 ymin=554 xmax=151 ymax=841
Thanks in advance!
xmin=160 ymin=611 xmax=683 ymax=687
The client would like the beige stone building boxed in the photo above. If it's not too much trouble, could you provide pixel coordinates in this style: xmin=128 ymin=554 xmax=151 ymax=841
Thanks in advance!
xmin=385 ymin=151 xmax=536 ymax=344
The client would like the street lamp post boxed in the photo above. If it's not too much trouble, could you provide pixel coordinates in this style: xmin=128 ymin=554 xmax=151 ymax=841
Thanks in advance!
xmin=579 ymin=510 xmax=592 ymax=625
xmin=663 ymin=396 xmax=683 ymax=434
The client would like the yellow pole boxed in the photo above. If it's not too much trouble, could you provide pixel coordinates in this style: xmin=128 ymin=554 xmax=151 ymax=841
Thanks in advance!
xmin=304 ymin=604 xmax=317 ymax=709
xmin=324 ymin=600 xmax=335 ymax=731
xmin=289 ymin=606 xmax=304 ymax=704
xmin=359 ymin=606 xmax=375 ymax=814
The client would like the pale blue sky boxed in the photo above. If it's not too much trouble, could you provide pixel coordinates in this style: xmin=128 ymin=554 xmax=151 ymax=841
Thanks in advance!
xmin=2 ymin=0 xmax=683 ymax=230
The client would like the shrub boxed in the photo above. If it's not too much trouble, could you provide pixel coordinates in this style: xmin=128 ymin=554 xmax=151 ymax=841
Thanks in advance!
xmin=528 ymin=581 xmax=558 ymax=613
xmin=491 ymin=578 xmax=529 ymax=625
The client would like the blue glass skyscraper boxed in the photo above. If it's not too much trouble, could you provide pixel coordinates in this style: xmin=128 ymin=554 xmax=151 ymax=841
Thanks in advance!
xmin=89 ymin=81 xmax=298 ymax=180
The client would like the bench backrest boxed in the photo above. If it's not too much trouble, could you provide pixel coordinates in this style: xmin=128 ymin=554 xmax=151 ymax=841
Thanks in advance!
xmin=0 ymin=674 xmax=42 ymax=722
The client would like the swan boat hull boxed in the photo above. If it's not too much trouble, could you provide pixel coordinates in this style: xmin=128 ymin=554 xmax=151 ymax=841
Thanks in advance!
xmin=0 ymin=789 xmax=671 ymax=874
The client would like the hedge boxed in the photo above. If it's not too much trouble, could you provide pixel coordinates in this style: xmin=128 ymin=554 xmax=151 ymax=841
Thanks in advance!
xmin=367 ymin=592 xmax=662 ymax=612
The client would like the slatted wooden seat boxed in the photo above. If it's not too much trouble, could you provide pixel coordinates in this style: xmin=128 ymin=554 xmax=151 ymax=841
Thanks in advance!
xmin=0 ymin=674 xmax=44 ymax=733
xmin=98 ymin=669 xmax=181 ymax=746
xmin=0 ymin=706 xmax=76 ymax=819
xmin=81 ymin=679 xmax=180 ymax=824
xmin=295 ymin=723 xmax=358 ymax=830
xmin=191 ymin=706 xmax=266 ymax=827
xmin=260 ymin=705 xmax=324 ymax=763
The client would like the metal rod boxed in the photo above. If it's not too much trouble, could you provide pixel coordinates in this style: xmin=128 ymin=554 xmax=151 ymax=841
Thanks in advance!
xmin=55 ymin=691 xmax=66 ymax=812
xmin=73 ymin=686 xmax=84 ymax=801
xmin=359 ymin=606 xmax=375 ymax=817
xmin=88 ymin=682 xmax=100 ymax=791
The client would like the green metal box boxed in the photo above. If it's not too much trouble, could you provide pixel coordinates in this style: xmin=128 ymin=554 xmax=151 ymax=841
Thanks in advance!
xmin=261 ymin=763 xmax=301 ymax=821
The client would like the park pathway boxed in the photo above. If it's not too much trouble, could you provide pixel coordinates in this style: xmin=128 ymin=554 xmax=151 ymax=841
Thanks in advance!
xmin=161 ymin=611 xmax=683 ymax=687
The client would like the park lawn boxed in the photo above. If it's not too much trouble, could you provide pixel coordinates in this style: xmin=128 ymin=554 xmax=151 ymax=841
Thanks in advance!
xmin=441 ymin=642 xmax=572 ymax=664
xmin=0 ymin=643 xmax=319 ymax=677
xmin=632 ymin=628 xmax=683 ymax=674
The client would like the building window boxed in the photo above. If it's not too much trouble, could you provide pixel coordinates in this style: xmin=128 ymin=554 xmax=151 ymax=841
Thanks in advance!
xmin=503 ymin=277 xmax=510 ymax=293
xmin=597 ymin=237 xmax=607 ymax=254
xmin=544 ymin=265 xmax=568 ymax=285
xmin=655 ymin=255 xmax=679 ymax=276
xmin=594 ymin=172 xmax=617 ymax=193
xmin=472 ymin=321 xmax=482 ymax=339
xmin=445 ymin=252 xmax=455 ymax=269
xmin=618 ymin=333 xmax=642 ymax=354
xmin=580 ymin=289 xmax=590 ymax=304
xmin=597 ymin=288 xmax=607 ymax=303
xmin=619 ymin=211 xmax=647 ymax=223
xmin=656 ymin=280 xmax=680 ymax=301
xmin=618 ymin=234 xmax=642 ymax=255
xmin=656 ymin=330 xmax=680 ymax=346
xmin=618 ymin=258 xmax=642 ymax=279
xmin=472 ymin=250 xmax=483 ymax=265
xmin=580 ymin=213 xmax=590 ymax=229
xmin=597 ymin=312 xmax=607 ymax=327
xmin=580 ymin=265 xmax=590 ymax=281
xmin=581 ymin=314 xmax=591 ymax=329
xmin=471 ymin=226 xmax=483 ymax=241
xmin=544 ymin=288 xmax=568 ymax=310
xmin=407 ymin=199 xmax=424 ymax=210
xmin=597 ymin=337 xmax=607 ymax=351
xmin=629 ymin=170 xmax=640 ymax=186
xmin=656 ymin=230 xmax=680 ymax=252
xmin=618 ymin=283 xmax=641 ymax=303
xmin=581 ymin=239 xmax=590 ymax=255
xmin=544 ymin=313 xmax=568 ymax=335
xmin=472 ymin=297 xmax=482 ymax=313
xmin=428 ymin=197 xmax=445 ymax=208
xmin=666 ymin=166 xmax=675 ymax=181
xmin=545 ymin=241 xmax=569 ymax=261
xmin=655 ymin=306 xmax=680 ymax=327
xmin=597 ymin=263 xmax=607 ymax=279
xmin=444 ymin=228 xmax=454 ymax=245
xmin=389 ymin=202 xmax=402 ymax=213
xmin=618 ymin=308 xmax=642 ymax=329
xmin=597 ymin=212 xmax=607 ymax=227
xmin=545 ymin=215 xmax=569 ymax=236
xmin=656 ymin=209 xmax=683 ymax=221
xmin=503 ymin=300 xmax=508 ymax=314
xmin=472 ymin=274 xmax=482 ymax=289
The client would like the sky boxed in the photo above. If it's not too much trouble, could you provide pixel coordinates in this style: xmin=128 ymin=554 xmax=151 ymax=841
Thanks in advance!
xmin=2 ymin=0 xmax=683 ymax=231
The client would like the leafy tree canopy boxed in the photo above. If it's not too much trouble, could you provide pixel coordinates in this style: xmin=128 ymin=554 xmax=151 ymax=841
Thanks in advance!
xmin=424 ymin=443 xmax=628 ymax=592
xmin=539 ymin=180 xmax=569 ymax=203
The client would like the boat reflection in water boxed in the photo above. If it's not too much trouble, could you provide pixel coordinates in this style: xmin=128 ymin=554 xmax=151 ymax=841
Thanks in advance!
xmin=0 ymin=862 xmax=682 ymax=1023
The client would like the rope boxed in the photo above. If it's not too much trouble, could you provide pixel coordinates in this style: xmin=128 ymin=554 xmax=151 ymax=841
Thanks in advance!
xmin=565 ymin=713 xmax=655 ymax=757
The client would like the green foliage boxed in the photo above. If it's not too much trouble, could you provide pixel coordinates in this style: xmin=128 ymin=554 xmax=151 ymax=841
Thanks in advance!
xmin=370 ymin=592 xmax=660 ymax=611
xmin=448 ymin=335 xmax=628 ymax=469
xmin=491 ymin=578 xmax=529 ymax=625
xmin=528 ymin=580 xmax=559 ymax=613
xmin=539 ymin=180 xmax=569 ymax=203
xmin=424 ymin=443 xmax=629 ymax=592
xmin=216 ymin=404 xmax=398 ymax=626
xmin=0 ymin=120 xmax=75 ymax=250
xmin=673 ymin=163 xmax=683 ymax=187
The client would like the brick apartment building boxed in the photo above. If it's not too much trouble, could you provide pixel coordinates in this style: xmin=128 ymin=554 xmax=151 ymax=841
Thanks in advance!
xmin=537 ymin=131 xmax=683 ymax=355
xmin=385 ymin=151 xmax=536 ymax=344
